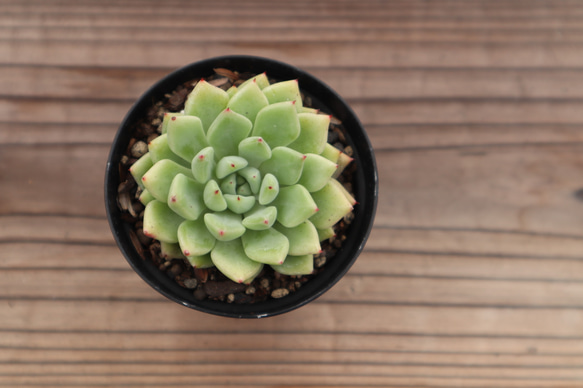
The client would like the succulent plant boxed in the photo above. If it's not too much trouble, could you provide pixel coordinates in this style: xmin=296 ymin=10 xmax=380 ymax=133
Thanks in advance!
xmin=129 ymin=74 xmax=356 ymax=285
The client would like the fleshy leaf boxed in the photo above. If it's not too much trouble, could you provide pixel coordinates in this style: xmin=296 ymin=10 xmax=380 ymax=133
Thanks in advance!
xmin=259 ymin=146 xmax=305 ymax=186
xmin=258 ymin=173 xmax=279 ymax=205
xmin=329 ymin=178 xmax=357 ymax=206
xmin=204 ymin=211 xmax=245 ymax=241
xmin=226 ymin=85 xmax=238 ymax=98
xmin=203 ymin=180 xmax=227 ymax=212
xmin=207 ymin=108 xmax=252 ymax=159
xmin=274 ymin=220 xmax=321 ymax=256
xmin=288 ymin=113 xmax=330 ymax=154
xmin=238 ymin=137 xmax=271 ymax=168
xmin=138 ymin=189 xmax=155 ymax=206
xmin=148 ymin=134 xmax=190 ymax=168
xmin=332 ymin=151 xmax=354 ymax=179
xmin=237 ymin=166 xmax=261 ymax=194
xmin=224 ymin=194 xmax=256 ymax=214
xmin=297 ymin=153 xmax=338 ymax=192
xmin=160 ymin=241 xmax=186 ymax=260
xmin=270 ymin=254 xmax=314 ymax=276
xmin=220 ymin=173 xmax=237 ymax=195
xmin=142 ymin=159 xmax=194 ymax=202
xmin=273 ymin=184 xmax=318 ymax=228
xmin=262 ymin=80 xmax=303 ymax=112
xmin=242 ymin=228 xmax=289 ymax=265
xmin=160 ymin=112 xmax=184 ymax=135
xmin=317 ymin=227 xmax=335 ymax=242
xmin=129 ymin=152 xmax=153 ymax=189
xmin=216 ymin=156 xmax=248 ymax=179
xmin=320 ymin=143 xmax=342 ymax=163
xmin=238 ymin=72 xmax=270 ymax=90
xmin=186 ymin=253 xmax=214 ymax=269
xmin=242 ymin=205 xmax=277 ymax=230
xmin=184 ymin=79 xmax=230 ymax=132
xmin=166 ymin=115 xmax=208 ymax=162
xmin=252 ymin=101 xmax=300 ymax=148
xmin=143 ymin=200 xmax=184 ymax=243
xmin=227 ymin=80 xmax=269 ymax=123
xmin=211 ymin=239 xmax=263 ymax=283
xmin=191 ymin=146 xmax=216 ymax=184
xmin=167 ymin=173 xmax=205 ymax=221
xmin=309 ymin=179 xmax=354 ymax=229
xmin=177 ymin=219 xmax=216 ymax=257
xmin=237 ymin=182 xmax=252 ymax=196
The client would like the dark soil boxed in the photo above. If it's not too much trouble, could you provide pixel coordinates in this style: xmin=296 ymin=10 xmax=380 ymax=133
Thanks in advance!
xmin=116 ymin=68 xmax=356 ymax=304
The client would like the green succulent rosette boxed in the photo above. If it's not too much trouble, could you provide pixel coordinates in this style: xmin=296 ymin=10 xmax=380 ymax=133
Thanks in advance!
xmin=130 ymin=74 xmax=355 ymax=284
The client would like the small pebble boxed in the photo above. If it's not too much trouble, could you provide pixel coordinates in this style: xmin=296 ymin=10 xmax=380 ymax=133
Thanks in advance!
xmin=246 ymin=285 xmax=256 ymax=295
xmin=183 ymin=278 xmax=198 ymax=289
xmin=260 ymin=278 xmax=270 ymax=289
xmin=315 ymin=255 xmax=327 ymax=268
xmin=227 ymin=293 xmax=235 ymax=303
xmin=193 ymin=287 xmax=207 ymax=301
xmin=167 ymin=263 xmax=183 ymax=277
xmin=130 ymin=141 xmax=148 ymax=158
xmin=271 ymin=288 xmax=289 ymax=299
xmin=344 ymin=145 xmax=354 ymax=157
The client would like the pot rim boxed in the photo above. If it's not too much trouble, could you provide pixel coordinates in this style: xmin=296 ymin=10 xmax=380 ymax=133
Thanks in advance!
xmin=105 ymin=55 xmax=378 ymax=318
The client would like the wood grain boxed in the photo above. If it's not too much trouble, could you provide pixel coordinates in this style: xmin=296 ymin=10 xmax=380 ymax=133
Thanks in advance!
xmin=1 ymin=0 xmax=583 ymax=387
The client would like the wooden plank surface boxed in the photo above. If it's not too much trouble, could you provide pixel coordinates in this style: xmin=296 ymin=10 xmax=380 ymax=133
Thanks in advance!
xmin=1 ymin=0 xmax=583 ymax=387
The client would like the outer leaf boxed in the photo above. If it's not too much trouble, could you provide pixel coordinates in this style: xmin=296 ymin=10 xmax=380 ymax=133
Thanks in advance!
xmin=142 ymin=159 xmax=194 ymax=202
xmin=167 ymin=173 xmax=205 ymax=221
xmin=129 ymin=153 xmax=153 ymax=189
xmin=160 ymin=241 xmax=186 ymax=260
xmin=207 ymin=108 xmax=252 ymax=159
xmin=297 ymin=153 xmax=338 ymax=192
xmin=160 ymin=112 xmax=184 ymax=134
xmin=273 ymin=185 xmax=318 ymax=228
xmin=309 ymin=179 xmax=354 ymax=229
xmin=242 ymin=229 xmax=289 ymax=265
xmin=274 ymin=221 xmax=321 ymax=256
xmin=259 ymin=146 xmax=305 ymax=186
xmin=211 ymin=239 xmax=263 ymax=283
xmin=270 ymin=254 xmax=314 ymax=276
xmin=177 ymin=219 xmax=216 ymax=257
xmin=186 ymin=253 xmax=214 ymax=269
xmin=288 ymin=113 xmax=330 ymax=154
xmin=262 ymin=80 xmax=303 ymax=112
xmin=166 ymin=115 xmax=208 ymax=162
xmin=184 ymin=79 xmax=229 ymax=132
xmin=143 ymin=200 xmax=184 ymax=243
xmin=238 ymin=73 xmax=270 ymax=90
xmin=252 ymin=101 xmax=300 ymax=148
xmin=148 ymin=134 xmax=190 ymax=168
xmin=227 ymin=80 xmax=269 ymax=123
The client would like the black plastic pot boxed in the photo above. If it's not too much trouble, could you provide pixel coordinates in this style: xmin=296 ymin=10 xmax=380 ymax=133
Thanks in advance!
xmin=105 ymin=55 xmax=378 ymax=318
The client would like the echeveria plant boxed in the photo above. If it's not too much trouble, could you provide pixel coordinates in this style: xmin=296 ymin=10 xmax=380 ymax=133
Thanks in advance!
xmin=130 ymin=74 xmax=356 ymax=284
